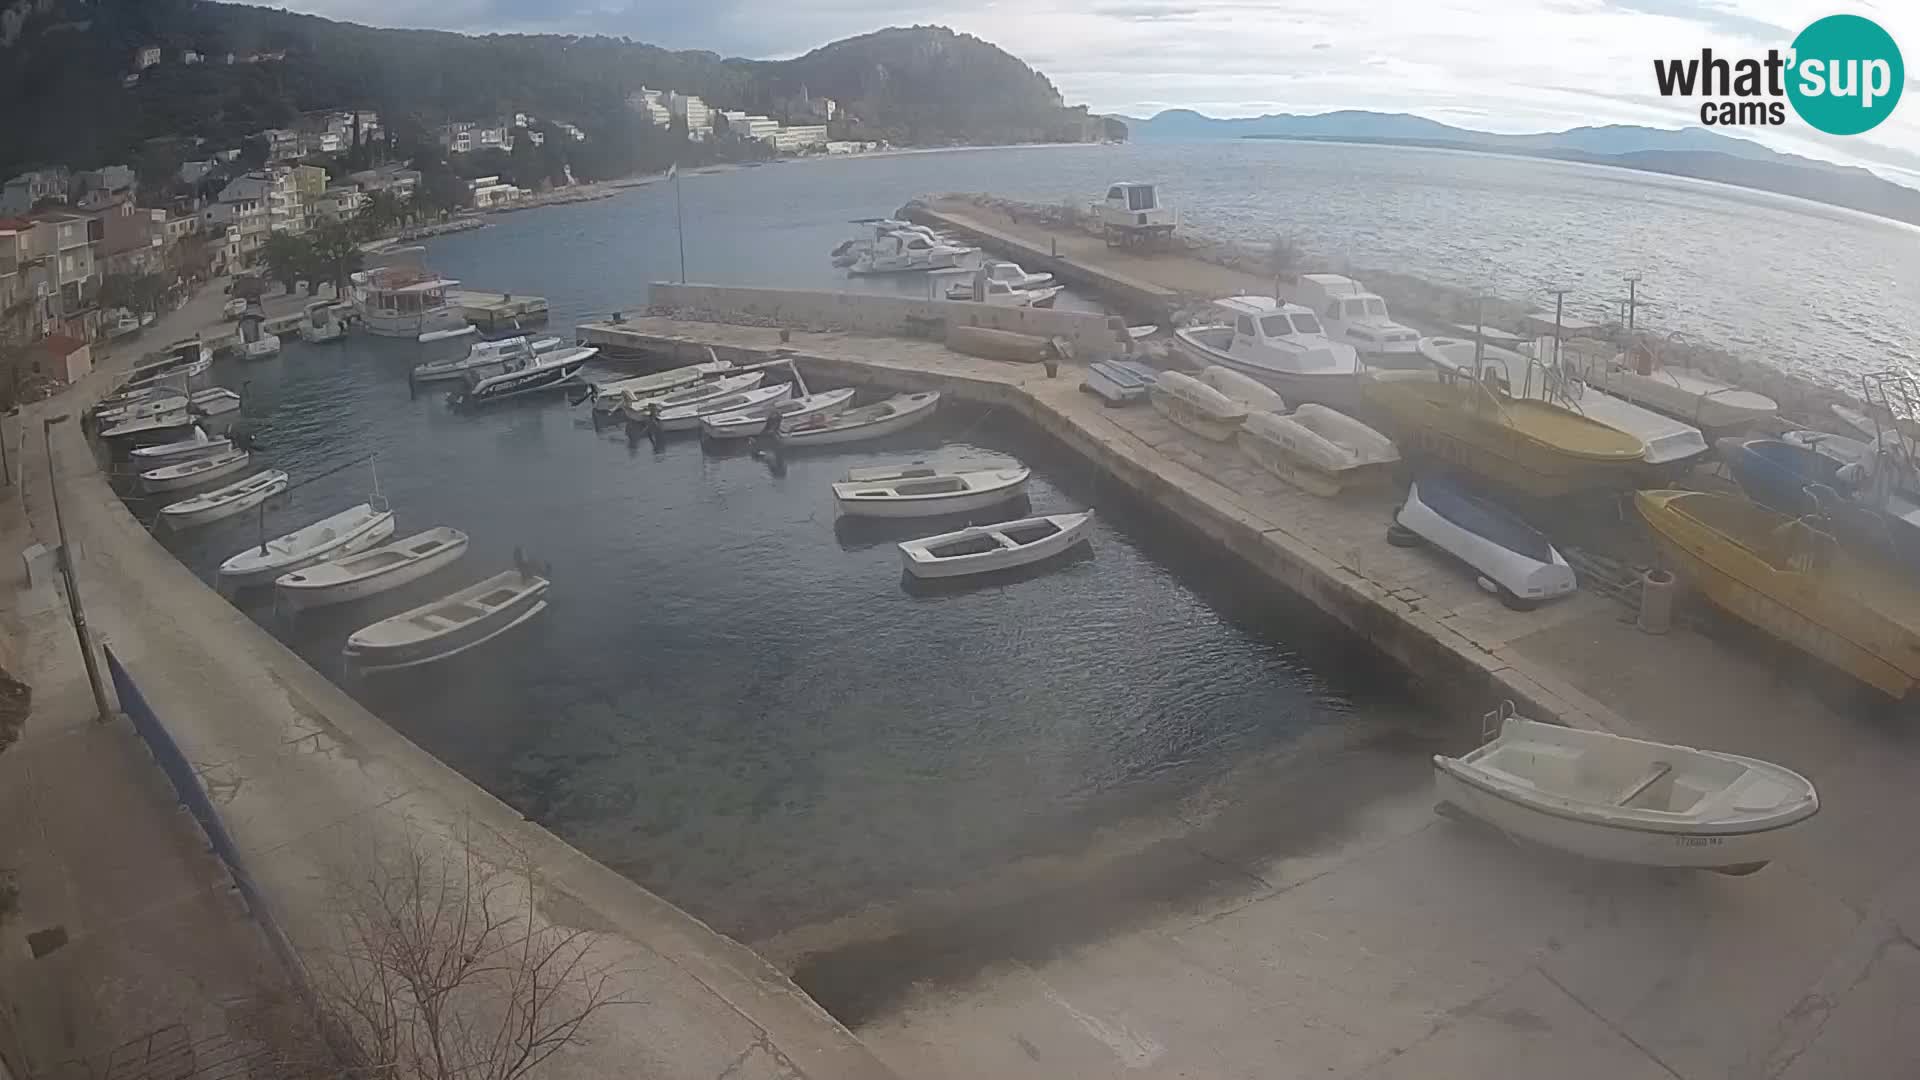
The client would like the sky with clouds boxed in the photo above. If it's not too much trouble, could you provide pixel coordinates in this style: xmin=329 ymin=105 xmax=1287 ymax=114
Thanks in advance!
xmin=277 ymin=0 xmax=1920 ymax=182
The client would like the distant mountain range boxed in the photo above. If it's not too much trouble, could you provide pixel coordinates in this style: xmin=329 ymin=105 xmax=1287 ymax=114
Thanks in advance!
xmin=1114 ymin=109 xmax=1920 ymax=227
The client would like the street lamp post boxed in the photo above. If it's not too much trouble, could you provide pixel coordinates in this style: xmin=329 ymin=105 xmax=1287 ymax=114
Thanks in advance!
xmin=42 ymin=415 xmax=113 ymax=723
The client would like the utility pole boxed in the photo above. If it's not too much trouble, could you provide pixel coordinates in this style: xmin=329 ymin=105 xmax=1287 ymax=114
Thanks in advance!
xmin=1545 ymin=287 xmax=1572 ymax=366
xmin=43 ymin=415 xmax=113 ymax=723
xmin=1624 ymin=274 xmax=1642 ymax=334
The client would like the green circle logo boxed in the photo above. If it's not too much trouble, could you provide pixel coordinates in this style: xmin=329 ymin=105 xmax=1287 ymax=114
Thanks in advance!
xmin=1787 ymin=15 xmax=1904 ymax=135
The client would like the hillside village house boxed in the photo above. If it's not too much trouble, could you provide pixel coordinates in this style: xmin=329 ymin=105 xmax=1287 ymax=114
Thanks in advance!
xmin=1 ymin=168 xmax=71 ymax=214
xmin=438 ymin=122 xmax=514 ymax=154
xmin=466 ymin=175 xmax=526 ymax=209
xmin=308 ymin=185 xmax=366 ymax=225
xmin=0 ymin=211 xmax=99 ymax=331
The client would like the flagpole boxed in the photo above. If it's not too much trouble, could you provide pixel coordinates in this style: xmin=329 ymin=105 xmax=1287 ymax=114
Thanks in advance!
xmin=673 ymin=164 xmax=686 ymax=284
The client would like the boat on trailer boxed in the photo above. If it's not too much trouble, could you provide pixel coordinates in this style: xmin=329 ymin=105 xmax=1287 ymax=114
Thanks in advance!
xmin=899 ymin=511 xmax=1095 ymax=579
xmin=217 ymin=502 xmax=398 ymax=587
xmin=275 ymin=527 xmax=470 ymax=612
xmin=343 ymin=570 xmax=550 ymax=672
xmin=1434 ymin=703 xmax=1818 ymax=875
xmin=833 ymin=465 xmax=1031 ymax=518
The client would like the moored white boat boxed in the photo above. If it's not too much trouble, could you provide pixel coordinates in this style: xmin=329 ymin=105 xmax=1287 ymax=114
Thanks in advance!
xmin=448 ymin=345 xmax=596 ymax=407
xmin=589 ymin=360 xmax=734 ymax=412
xmin=654 ymin=383 xmax=793 ymax=431
xmin=97 ymin=393 xmax=188 ymax=425
xmin=701 ymin=388 xmax=855 ymax=439
xmin=350 ymin=254 xmax=469 ymax=339
xmin=237 ymin=314 xmax=280 ymax=360
xmin=299 ymin=301 xmax=348 ymax=344
xmin=343 ymin=570 xmax=550 ymax=672
xmin=100 ymin=410 xmax=194 ymax=441
xmin=275 ymin=527 xmax=470 ymax=611
xmin=1148 ymin=370 xmax=1247 ymax=441
xmin=899 ymin=510 xmax=1094 ymax=579
xmin=190 ymin=387 xmax=242 ymax=416
xmin=1434 ymin=705 xmax=1818 ymax=874
xmin=141 ymin=448 xmax=251 ymax=493
xmin=1237 ymin=404 xmax=1399 ymax=496
xmin=620 ymin=371 xmax=765 ymax=422
xmin=777 ymin=391 xmax=941 ymax=447
xmin=834 ymin=465 xmax=1031 ymax=518
xmin=1197 ymin=365 xmax=1288 ymax=413
xmin=412 ymin=335 xmax=561 ymax=383
xmin=158 ymin=469 xmax=289 ymax=529
xmin=217 ymin=502 xmax=397 ymax=586
xmin=130 ymin=426 xmax=230 ymax=462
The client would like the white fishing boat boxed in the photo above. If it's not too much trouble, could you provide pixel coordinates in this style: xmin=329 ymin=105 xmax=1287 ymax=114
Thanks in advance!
xmin=190 ymin=387 xmax=242 ymax=416
xmin=448 ymin=345 xmax=596 ymax=408
xmin=1172 ymin=297 xmax=1362 ymax=409
xmin=1237 ymin=405 xmax=1399 ymax=496
xmin=1197 ymin=365 xmax=1288 ymax=413
xmin=777 ymin=391 xmax=941 ymax=447
xmin=848 ymin=229 xmax=974 ymax=275
xmin=1580 ymin=346 xmax=1777 ymax=431
xmin=299 ymin=300 xmax=348 ymax=344
xmin=1393 ymin=473 xmax=1574 ymax=609
xmin=1434 ymin=704 xmax=1818 ymax=874
xmin=1290 ymin=274 xmax=1422 ymax=362
xmin=1083 ymin=360 xmax=1158 ymax=406
xmin=1149 ymin=370 xmax=1248 ymax=441
xmin=237 ymin=313 xmax=280 ymax=360
xmin=343 ymin=570 xmax=550 ymax=672
xmin=654 ymin=383 xmax=793 ymax=431
xmin=276 ymin=527 xmax=470 ymax=611
xmin=899 ymin=510 xmax=1095 ymax=579
xmin=834 ymin=465 xmax=1031 ymax=518
xmin=349 ymin=254 xmax=469 ymax=339
xmin=620 ymin=371 xmax=765 ymax=422
xmin=119 ymin=338 xmax=211 ymax=393
xmin=158 ymin=470 xmax=289 ymax=529
xmin=100 ymin=409 xmax=194 ymax=441
xmin=412 ymin=335 xmax=561 ymax=383
xmin=222 ymin=297 xmax=249 ymax=321
xmin=130 ymin=426 xmax=230 ymax=462
xmin=589 ymin=359 xmax=734 ymax=413
xmin=97 ymin=393 xmax=188 ymax=425
xmin=701 ymin=388 xmax=855 ymax=439
xmin=943 ymin=276 xmax=1060 ymax=307
xmin=218 ymin=502 xmax=398 ymax=587
xmin=141 ymin=448 xmax=252 ymax=493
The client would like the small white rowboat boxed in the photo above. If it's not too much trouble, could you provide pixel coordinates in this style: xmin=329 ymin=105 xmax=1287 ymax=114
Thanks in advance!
xmin=158 ymin=469 xmax=289 ymax=529
xmin=778 ymin=392 xmax=941 ymax=447
xmin=834 ymin=465 xmax=1031 ymax=518
xmin=275 ymin=527 xmax=470 ymax=611
xmin=344 ymin=570 xmax=549 ymax=672
xmin=590 ymin=360 xmax=733 ymax=412
xmin=1237 ymin=404 xmax=1400 ymax=496
xmin=190 ymin=387 xmax=242 ymax=416
xmin=702 ymin=388 xmax=856 ymax=439
xmin=141 ymin=448 xmax=251 ymax=493
xmin=1149 ymin=371 xmax=1247 ymax=441
xmin=130 ymin=427 xmax=231 ymax=462
xmin=899 ymin=510 xmax=1094 ymax=579
xmin=217 ymin=503 xmax=397 ymax=586
xmin=1434 ymin=706 xmax=1818 ymax=874
xmin=655 ymin=383 xmax=793 ymax=431
xmin=1198 ymin=365 xmax=1288 ymax=414
xmin=620 ymin=371 xmax=765 ymax=422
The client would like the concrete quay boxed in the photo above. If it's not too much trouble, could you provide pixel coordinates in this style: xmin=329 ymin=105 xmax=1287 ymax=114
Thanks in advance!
xmin=11 ymin=293 xmax=897 ymax=1079
xmin=598 ymin=311 xmax=1920 ymax=1080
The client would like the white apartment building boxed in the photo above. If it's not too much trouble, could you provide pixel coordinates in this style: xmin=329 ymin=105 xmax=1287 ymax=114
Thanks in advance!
xmin=670 ymin=93 xmax=714 ymax=139
xmin=773 ymin=125 xmax=829 ymax=152
xmin=438 ymin=122 xmax=514 ymax=154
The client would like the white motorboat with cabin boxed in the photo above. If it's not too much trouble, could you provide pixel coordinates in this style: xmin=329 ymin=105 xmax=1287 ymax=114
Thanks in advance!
xmin=343 ymin=570 xmax=550 ymax=671
xmin=158 ymin=470 xmax=289 ymax=529
xmin=275 ymin=527 xmax=470 ymax=611
xmin=1173 ymin=297 xmax=1362 ymax=409
xmin=778 ymin=391 xmax=941 ymax=447
xmin=834 ymin=464 xmax=1031 ymax=518
xmin=899 ymin=511 xmax=1095 ymax=579
xmin=588 ymin=358 xmax=734 ymax=413
xmin=943 ymin=273 xmax=1060 ymax=308
xmin=701 ymin=388 xmax=855 ymax=439
xmin=141 ymin=448 xmax=252 ymax=493
xmin=350 ymin=249 xmax=470 ymax=340
xmin=218 ymin=502 xmax=397 ymax=587
xmin=412 ymin=335 xmax=561 ymax=383
xmin=131 ymin=426 xmax=230 ymax=462
xmin=1289 ymin=274 xmax=1421 ymax=363
xmin=944 ymin=259 xmax=1056 ymax=300
xmin=1433 ymin=703 xmax=1818 ymax=873
xmin=236 ymin=313 xmax=280 ymax=360
xmin=655 ymin=383 xmax=793 ymax=432
xmin=299 ymin=300 xmax=348 ymax=344
xmin=619 ymin=371 xmax=766 ymax=422
xmin=848 ymin=230 xmax=974 ymax=275
xmin=448 ymin=345 xmax=596 ymax=407
xmin=1237 ymin=405 xmax=1399 ymax=496
xmin=1148 ymin=370 xmax=1248 ymax=441
xmin=190 ymin=387 xmax=242 ymax=416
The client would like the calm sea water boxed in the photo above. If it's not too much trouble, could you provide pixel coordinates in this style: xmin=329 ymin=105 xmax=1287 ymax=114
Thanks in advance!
xmin=146 ymin=141 xmax=1917 ymax=939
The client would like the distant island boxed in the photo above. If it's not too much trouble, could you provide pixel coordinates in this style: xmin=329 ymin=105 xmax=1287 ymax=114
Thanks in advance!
xmin=1116 ymin=108 xmax=1920 ymax=228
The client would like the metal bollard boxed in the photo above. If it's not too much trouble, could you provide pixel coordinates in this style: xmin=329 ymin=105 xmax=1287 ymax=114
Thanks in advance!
xmin=1638 ymin=569 xmax=1675 ymax=634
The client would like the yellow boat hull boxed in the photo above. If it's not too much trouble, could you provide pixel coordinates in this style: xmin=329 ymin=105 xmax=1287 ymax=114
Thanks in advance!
xmin=1635 ymin=490 xmax=1920 ymax=698
xmin=1362 ymin=375 xmax=1643 ymax=498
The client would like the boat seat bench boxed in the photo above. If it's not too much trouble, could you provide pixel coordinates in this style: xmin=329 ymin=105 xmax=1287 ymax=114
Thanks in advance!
xmin=1613 ymin=761 xmax=1673 ymax=807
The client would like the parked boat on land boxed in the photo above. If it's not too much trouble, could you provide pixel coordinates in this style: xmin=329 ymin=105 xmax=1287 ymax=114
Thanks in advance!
xmin=130 ymin=427 xmax=230 ymax=462
xmin=190 ymin=387 xmax=242 ymax=416
xmin=1149 ymin=370 xmax=1248 ymax=441
xmin=299 ymin=301 xmax=348 ymax=344
xmin=1361 ymin=369 xmax=1645 ymax=497
xmin=411 ymin=335 xmax=561 ymax=383
xmin=834 ymin=465 xmax=1031 ymax=518
xmin=1636 ymin=489 xmax=1920 ymax=698
xmin=1394 ymin=472 xmax=1575 ymax=609
xmin=620 ymin=371 xmax=766 ymax=422
xmin=1237 ymin=405 xmax=1398 ymax=496
xmin=655 ymin=383 xmax=793 ymax=431
xmin=701 ymin=388 xmax=854 ymax=439
xmin=1434 ymin=703 xmax=1818 ymax=874
xmin=1288 ymin=274 xmax=1422 ymax=363
xmin=276 ymin=527 xmax=470 ymax=611
xmin=1579 ymin=345 xmax=1777 ymax=431
xmin=141 ymin=448 xmax=252 ymax=493
xmin=588 ymin=359 xmax=734 ymax=412
xmin=1782 ymin=429 xmax=1873 ymax=467
xmin=448 ymin=345 xmax=596 ymax=408
xmin=777 ymin=391 xmax=941 ymax=447
xmin=1172 ymin=297 xmax=1362 ymax=409
xmin=217 ymin=502 xmax=397 ymax=587
xmin=158 ymin=469 xmax=289 ymax=529
xmin=899 ymin=511 xmax=1094 ymax=579
xmin=1083 ymin=359 xmax=1158 ymax=405
xmin=1198 ymin=365 xmax=1288 ymax=414
xmin=344 ymin=570 xmax=550 ymax=672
